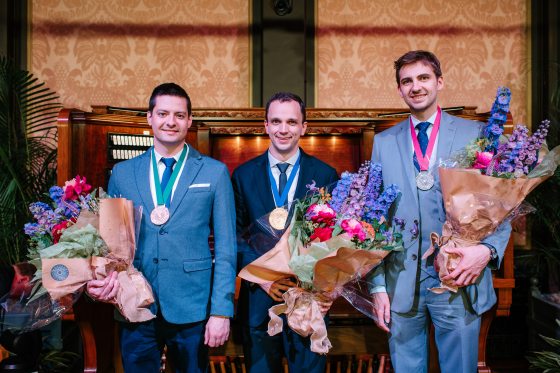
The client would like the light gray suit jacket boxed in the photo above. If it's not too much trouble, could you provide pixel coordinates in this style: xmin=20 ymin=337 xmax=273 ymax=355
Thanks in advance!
xmin=108 ymin=146 xmax=237 ymax=324
xmin=370 ymin=112 xmax=511 ymax=315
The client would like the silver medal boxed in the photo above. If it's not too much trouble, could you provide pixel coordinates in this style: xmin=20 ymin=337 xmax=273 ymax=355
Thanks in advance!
xmin=416 ymin=171 xmax=434 ymax=190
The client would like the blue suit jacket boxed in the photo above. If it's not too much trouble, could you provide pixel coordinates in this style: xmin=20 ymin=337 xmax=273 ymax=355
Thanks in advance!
xmin=369 ymin=112 xmax=511 ymax=315
xmin=108 ymin=146 xmax=237 ymax=324
xmin=232 ymin=150 xmax=339 ymax=327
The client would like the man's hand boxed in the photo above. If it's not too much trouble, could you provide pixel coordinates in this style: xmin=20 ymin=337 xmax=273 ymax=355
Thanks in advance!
xmin=315 ymin=293 xmax=334 ymax=314
xmin=267 ymin=277 xmax=297 ymax=302
xmin=204 ymin=316 xmax=230 ymax=347
xmin=86 ymin=271 xmax=119 ymax=302
xmin=442 ymin=244 xmax=491 ymax=287
xmin=372 ymin=291 xmax=390 ymax=332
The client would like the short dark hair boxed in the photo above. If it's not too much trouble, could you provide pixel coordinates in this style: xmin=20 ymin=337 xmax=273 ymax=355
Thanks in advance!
xmin=264 ymin=92 xmax=306 ymax=123
xmin=394 ymin=50 xmax=442 ymax=86
xmin=148 ymin=83 xmax=192 ymax=115
xmin=14 ymin=262 xmax=36 ymax=278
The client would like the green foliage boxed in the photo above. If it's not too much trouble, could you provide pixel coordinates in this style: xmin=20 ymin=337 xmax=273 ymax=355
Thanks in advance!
xmin=38 ymin=350 xmax=81 ymax=373
xmin=0 ymin=56 xmax=61 ymax=264
xmin=528 ymin=320 xmax=560 ymax=372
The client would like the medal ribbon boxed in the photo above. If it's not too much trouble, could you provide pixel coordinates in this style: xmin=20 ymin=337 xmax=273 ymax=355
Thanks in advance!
xmin=151 ymin=145 xmax=188 ymax=206
xmin=410 ymin=107 xmax=441 ymax=171
xmin=267 ymin=155 xmax=301 ymax=207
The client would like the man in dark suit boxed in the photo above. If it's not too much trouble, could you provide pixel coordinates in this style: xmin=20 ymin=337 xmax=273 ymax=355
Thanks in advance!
xmin=87 ymin=83 xmax=237 ymax=373
xmin=232 ymin=92 xmax=338 ymax=373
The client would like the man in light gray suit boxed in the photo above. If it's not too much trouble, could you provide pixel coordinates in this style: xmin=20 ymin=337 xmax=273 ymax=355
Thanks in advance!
xmin=369 ymin=51 xmax=511 ymax=372
xmin=87 ymin=83 xmax=236 ymax=372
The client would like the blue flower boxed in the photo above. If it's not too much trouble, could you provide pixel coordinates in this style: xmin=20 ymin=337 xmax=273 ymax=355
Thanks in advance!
xmin=49 ymin=186 xmax=64 ymax=204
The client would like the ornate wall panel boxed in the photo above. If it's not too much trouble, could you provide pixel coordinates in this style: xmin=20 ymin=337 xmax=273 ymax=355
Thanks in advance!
xmin=31 ymin=0 xmax=250 ymax=110
xmin=317 ymin=0 xmax=529 ymax=124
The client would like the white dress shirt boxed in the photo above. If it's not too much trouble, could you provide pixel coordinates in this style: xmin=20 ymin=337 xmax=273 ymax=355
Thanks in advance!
xmin=149 ymin=145 xmax=189 ymax=207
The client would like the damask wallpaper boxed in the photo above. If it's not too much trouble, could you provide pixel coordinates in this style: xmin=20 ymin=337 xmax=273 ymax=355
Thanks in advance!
xmin=31 ymin=0 xmax=528 ymax=124
xmin=31 ymin=0 xmax=250 ymax=110
xmin=316 ymin=0 xmax=528 ymax=124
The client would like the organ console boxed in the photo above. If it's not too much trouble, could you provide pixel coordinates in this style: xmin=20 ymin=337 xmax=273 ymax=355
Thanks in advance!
xmin=57 ymin=106 xmax=514 ymax=373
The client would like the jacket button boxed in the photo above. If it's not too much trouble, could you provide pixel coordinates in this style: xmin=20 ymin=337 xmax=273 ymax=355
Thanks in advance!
xmin=153 ymin=258 xmax=159 ymax=264
xmin=159 ymin=228 xmax=166 ymax=235
xmin=411 ymin=254 xmax=417 ymax=261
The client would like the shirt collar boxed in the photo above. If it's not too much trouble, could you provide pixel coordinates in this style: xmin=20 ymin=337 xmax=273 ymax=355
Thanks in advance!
xmin=268 ymin=148 xmax=301 ymax=168
xmin=153 ymin=144 xmax=189 ymax=162
xmin=410 ymin=110 xmax=438 ymax=128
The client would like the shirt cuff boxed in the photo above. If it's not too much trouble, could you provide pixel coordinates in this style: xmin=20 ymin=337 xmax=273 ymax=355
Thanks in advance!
xmin=370 ymin=285 xmax=387 ymax=294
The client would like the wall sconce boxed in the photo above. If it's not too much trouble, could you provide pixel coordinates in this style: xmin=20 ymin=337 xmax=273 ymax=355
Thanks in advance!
xmin=272 ymin=0 xmax=293 ymax=16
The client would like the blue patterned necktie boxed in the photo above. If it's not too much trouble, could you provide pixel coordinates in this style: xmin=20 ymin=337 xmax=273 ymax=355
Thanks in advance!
xmin=160 ymin=157 xmax=176 ymax=206
xmin=277 ymin=163 xmax=289 ymax=196
xmin=413 ymin=121 xmax=431 ymax=171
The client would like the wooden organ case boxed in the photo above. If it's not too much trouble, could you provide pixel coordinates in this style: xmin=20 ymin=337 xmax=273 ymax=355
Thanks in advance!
xmin=57 ymin=106 xmax=515 ymax=373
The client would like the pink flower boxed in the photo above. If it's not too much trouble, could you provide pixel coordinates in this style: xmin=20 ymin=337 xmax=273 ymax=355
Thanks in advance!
xmin=472 ymin=151 xmax=494 ymax=169
xmin=310 ymin=227 xmax=334 ymax=242
xmin=63 ymin=175 xmax=92 ymax=201
xmin=341 ymin=218 xmax=366 ymax=241
xmin=306 ymin=203 xmax=336 ymax=224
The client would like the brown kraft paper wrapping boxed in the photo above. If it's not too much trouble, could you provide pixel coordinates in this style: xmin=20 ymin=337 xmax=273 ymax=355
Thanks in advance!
xmin=425 ymin=167 xmax=551 ymax=293
xmin=239 ymin=230 xmax=391 ymax=354
xmin=42 ymin=258 xmax=93 ymax=300
xmin=94 ymin=199 xmax=155 ymax=322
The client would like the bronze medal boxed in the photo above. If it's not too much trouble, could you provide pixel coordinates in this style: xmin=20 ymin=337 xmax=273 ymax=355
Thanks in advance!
xmin=269 ymin=207 xmax=288 ymax=230
xmin=150 ymin=205 xmax=170 ymax=225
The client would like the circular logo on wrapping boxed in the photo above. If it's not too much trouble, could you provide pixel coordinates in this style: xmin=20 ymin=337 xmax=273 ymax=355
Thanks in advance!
xmin=51 ymin=264 xmax=69 ymax=281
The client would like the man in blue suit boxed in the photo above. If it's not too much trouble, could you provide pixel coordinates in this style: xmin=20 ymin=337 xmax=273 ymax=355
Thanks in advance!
xmin=87 ymin=83 xmax=237 ymax=372
xmin=232 ymin=92 xmax=338 ymax=373
xmin=369 ymin=51 xmax=511 ymax=372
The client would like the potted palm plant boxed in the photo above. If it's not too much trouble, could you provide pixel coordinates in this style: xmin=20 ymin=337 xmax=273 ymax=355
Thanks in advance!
xmin=0 ymin=56 xmax=60 ymax=264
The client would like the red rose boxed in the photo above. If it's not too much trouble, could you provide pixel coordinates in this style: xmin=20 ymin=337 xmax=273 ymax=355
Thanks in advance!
xmin=310 ymin=227 xmax=334 ymax=242
xmin=52 ymin=218 xmax=76 ymax=243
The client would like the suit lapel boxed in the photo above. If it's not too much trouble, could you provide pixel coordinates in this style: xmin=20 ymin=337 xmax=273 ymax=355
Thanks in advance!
xmin=435 ymin=112 xmax=458 ymax=183
xmin=254 ymin=152 xmax=276 ymax=212
xmin=135 ymin=149 xmax=155 ymax=213
xmin=294 ymin=150 xmax=312 ymax=200
xmin=169 ymin=146 xmax=203 ymax=217
xmin=395 ymin=120 xmax=419 ymax=211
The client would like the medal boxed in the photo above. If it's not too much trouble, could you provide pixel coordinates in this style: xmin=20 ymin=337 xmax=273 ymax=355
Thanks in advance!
xmin=269 ymin=207 xmax=288 ymax=230
xmin=150 ymin=145 xmax=188 ymax=225
xmin=416 ymin=171 xmax=434 ymax=190
xmin=150 ymin=205 xmax=170 ymax=225
xmin=410 ymin=108 xmax=441 ymax=190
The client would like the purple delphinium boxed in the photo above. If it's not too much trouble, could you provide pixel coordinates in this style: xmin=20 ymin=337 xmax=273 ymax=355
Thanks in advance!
xmin=338 ymin=162 xmax=370 ymax=218
xmin=330 ymin=172 xmax=355 ymax=213
xmin=495 ymin=120 xmax=550 ymax=176
xmin=393 ymin=217 xmax=405 ymax=230
xmin=364 ymin=184 xmax=400 ymax=222
xmin=27 ymin=202 xmax=59 ymax=235
xmin=483 ymin=87 xmax=511 ymax=153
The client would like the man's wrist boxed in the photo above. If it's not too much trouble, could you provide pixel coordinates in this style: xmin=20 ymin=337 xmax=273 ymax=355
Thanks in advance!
xmin=210 ymin=315 xmax=230 ymax=319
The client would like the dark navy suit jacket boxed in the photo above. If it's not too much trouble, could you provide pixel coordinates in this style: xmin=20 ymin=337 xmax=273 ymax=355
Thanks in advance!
xmin=232 ymin=149 xmax=338 ymax=327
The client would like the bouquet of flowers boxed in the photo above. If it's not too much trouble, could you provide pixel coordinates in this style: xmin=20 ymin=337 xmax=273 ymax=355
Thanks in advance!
xmin=239 ymin=161 xmax=405 ymax=353
xmin=4 ymin=175 xmax=156 ymax=331
xmin=424 ymin=87 xmax=560 ymax=293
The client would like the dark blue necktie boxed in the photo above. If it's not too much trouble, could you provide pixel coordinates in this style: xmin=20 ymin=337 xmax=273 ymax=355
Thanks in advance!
xmin=413 ymin=121 xmax=431 ymax=171
xmin=277 ymin=163 xmax=289 ymax=196
xmin=161 ymin=157 xmax=176 ymax=206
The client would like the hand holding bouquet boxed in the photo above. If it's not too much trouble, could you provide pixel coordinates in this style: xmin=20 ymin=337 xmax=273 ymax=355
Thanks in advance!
xmin=424 ymin=87 xmax=560 ymax=293
xmin=239 ymin=162 xmax=405 ymax=353
xmin=21 ymin=176 xmax=155 ymax=327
